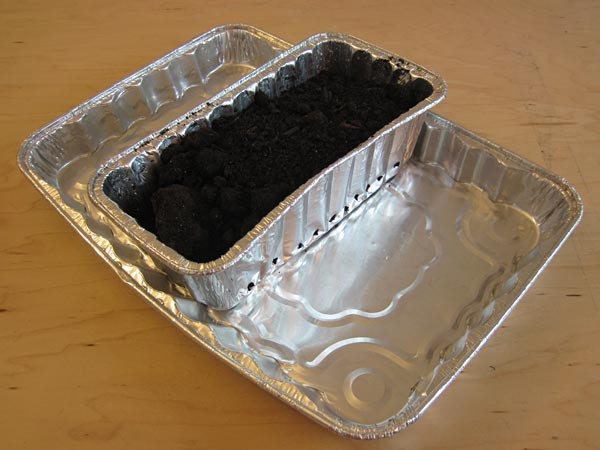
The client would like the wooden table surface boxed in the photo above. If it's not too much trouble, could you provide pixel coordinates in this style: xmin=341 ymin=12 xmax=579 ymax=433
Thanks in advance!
xmin=2 ymin=1 xmax=599 ymax=448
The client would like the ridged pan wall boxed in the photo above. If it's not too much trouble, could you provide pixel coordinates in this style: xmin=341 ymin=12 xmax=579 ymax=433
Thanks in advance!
xmin=93 ymin=33 xmax=447 ymax=309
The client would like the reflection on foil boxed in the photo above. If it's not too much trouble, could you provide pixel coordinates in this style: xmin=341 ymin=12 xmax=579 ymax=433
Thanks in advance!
xmin=211 ymin=160 xmax=540 ymax=424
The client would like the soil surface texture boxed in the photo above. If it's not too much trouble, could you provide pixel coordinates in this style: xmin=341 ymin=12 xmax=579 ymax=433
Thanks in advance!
xmin=121 ymin=67 xmax=432 ymax=262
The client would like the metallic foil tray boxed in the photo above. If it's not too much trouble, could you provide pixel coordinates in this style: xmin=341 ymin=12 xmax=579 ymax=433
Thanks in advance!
xmin=17 ymin=26 xmax=582 ymax=439
xmin=91 ymin=33 xmax=446 ymax=310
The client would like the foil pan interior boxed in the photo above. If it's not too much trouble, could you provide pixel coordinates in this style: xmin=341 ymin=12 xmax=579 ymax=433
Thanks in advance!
xmin=92 ymin=33 xmax=447 ymax=310
xmin=208 ymin=113 xmax=582 ymax=431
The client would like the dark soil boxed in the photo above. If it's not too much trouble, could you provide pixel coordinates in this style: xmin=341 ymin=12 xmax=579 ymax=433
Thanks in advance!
xmin=121 ymin=63 xmax=432 ymax=263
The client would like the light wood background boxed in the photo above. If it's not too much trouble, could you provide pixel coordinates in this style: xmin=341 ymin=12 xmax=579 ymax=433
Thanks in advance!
xmin=1 ymin=1 xmax=599 ymax=448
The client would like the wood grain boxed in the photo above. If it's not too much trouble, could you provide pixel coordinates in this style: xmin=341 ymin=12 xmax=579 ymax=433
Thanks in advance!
xmin=1 ymin=1 xmax=599 ymax=448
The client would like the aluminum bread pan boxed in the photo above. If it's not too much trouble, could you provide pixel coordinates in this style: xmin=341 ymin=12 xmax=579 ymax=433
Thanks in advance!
xmin=91 ymin=33 xmax=447 ymax=309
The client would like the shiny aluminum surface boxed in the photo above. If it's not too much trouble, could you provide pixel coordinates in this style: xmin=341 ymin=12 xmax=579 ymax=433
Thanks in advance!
xmin=91 ymin=33 xmax=447 ymax=310
xmin=17 ymin=26 xmax=582 ymax=439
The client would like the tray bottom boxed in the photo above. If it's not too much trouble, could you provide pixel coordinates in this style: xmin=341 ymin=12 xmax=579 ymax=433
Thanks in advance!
xmin=209 ymin=158 xmax=539 ymax=425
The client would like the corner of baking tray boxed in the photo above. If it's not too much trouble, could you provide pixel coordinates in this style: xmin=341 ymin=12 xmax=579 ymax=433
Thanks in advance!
xmin=17 ymin=132 xmax=38 ymax=180
xmin=434 ymin=112 xmax=583 ymax=229
xmin=215 ymin=23 xmax=292 ymax=47
xmin=16 ymin=24 xmax=292 ymax=184
xmin=16 ymin=117 xmax=65 ymax=187
xmin=558 ymin=178 xmax=584 ymax=234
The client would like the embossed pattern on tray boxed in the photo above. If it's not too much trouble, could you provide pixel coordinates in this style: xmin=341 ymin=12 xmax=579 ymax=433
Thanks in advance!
xmin=210 ymin=153 xmax=541 ymax=425
xmin=207 ymin=114 xmax=581 ymax=435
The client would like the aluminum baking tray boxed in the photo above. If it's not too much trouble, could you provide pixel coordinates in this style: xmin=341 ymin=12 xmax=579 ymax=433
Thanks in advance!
xmin=17 ymin=26 xmax=582 ymax=439
xmin=90 ymin=33 xmax=446 ymax=310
